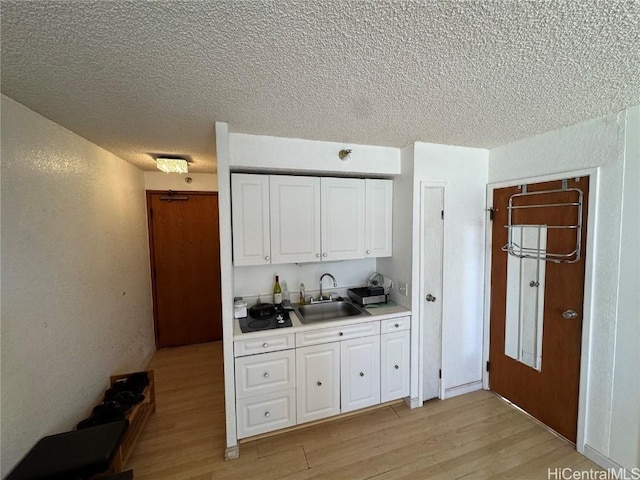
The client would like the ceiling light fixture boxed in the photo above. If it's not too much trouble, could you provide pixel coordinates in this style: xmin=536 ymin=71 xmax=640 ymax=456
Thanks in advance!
xmin=338 ymin=149 xmax=352 ymax=161
xmin=156 ymin=157 xmax=188 ymax=174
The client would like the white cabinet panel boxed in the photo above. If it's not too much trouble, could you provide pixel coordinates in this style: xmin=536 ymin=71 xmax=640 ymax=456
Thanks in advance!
xmin=236 ymin=389 xmax=296 ymax=439
xmin=365 ymin=179 xmax=393 ymax=257
xmin=321 ymin=177 xmax=365 ymax=261
xmin=234 ymin=333 xmax=295 ymax=357
xmin=295 ymin=321 xmax=380 ymax=347
xmin=380 ymin=316 xmax=411 ymax=334
xmin=231 ymin=174 xmax=271 ymax=266
xmin=341 ymin=336 xmax=380 ymax=413
xmin=381 ymin=330 xmax=410 ymax=402
xmin=270 ymin=176 xmax=321 ymax=264
xmin=235 ymin=349 xmax=295 ymax=399
xmin=296 ymin=343 xmax=340 ymax=423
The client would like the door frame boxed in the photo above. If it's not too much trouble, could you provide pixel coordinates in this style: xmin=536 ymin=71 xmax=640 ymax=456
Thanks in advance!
xmin=418 ymin=181 xmax=446 ymax=403
xmin=146 ymin=190 xmax=220 ymax=347
xmin=482 ymin=168 xmax=598 ymax=454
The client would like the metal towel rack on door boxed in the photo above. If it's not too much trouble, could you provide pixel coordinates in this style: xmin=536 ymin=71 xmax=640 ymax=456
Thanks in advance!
xmin=501 ymin=180 xmax=584 ymax=264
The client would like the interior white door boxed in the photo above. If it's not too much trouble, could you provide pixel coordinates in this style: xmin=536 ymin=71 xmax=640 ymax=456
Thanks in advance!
xmin=321 ymin=177 xmax=365 ymax=261
xmin=231 ymin=174 xmax=271 ymax=266
xmin=421 ymin=185 xmax=444 ymax=401
xmin=340 ymin=335 xmax=380 ymax=413
xmin=296 ymin=342 xmax=340 ymax=424
xmin=270 ymin=175 xmax=321 ymax=264
xmin=365 ymin=179 xmax=393 ymax=257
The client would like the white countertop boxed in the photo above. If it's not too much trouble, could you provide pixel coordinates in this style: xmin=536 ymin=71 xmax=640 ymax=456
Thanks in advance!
xmin=232 ymin=302 xmax=411 ymax=340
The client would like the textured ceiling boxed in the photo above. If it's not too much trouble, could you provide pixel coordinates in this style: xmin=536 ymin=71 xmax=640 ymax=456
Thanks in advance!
xmin=1 ymin=1 xmax=639 ymax=173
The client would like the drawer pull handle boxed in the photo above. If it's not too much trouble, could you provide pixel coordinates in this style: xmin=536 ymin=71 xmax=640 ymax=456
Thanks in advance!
xmin=322 ymin=253 xmax=328 ymax=257
xmin=366 ymin=250 xmax=371 ymax=254
xmin=265 ymin=256 xmax=270 ymax=261
xmin=317 ymin=381 xmax=322 ymax=386
xmin=394 ymin=364 xmax=399 ymax=370
xmin=316 ymin=253 xmax=321 ymax=258
xmin=264 ymin=411 xmax=270 ymax=418
xmin=263 ymin=372 xmax=270 ymax=378
xmin=394 ymin=323 xmax=399 ymax=328
xmin=339 ymin=332 xmax=344 ymax=336
xmin=359 ymin=372 xmax=365 ymax=377
xmin=263 ymin=343 xmax=269 ymax=348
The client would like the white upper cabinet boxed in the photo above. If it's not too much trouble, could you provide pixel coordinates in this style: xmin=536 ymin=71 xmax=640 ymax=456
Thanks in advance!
xmin=231 ymin=174 xmax=271 ymax=266
xmin=231 ymin=174 xmax=392 ymax=266
xmin=365 ymin=179 xmax=393 ymax=258
xmin=270 ymin=175 xmax=321 ymax=264
xmin=321 ymin=177 xmax=366 ymax=261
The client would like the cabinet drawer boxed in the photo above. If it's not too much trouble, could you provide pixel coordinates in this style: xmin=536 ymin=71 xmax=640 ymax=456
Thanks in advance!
xmin=380 ymin=316 xmax=411 ymax=334
xmin=235 ymin=350 xmax=295 ymax=399
xmin=236 ymin=389 xmax=296 ymax=439
xmin=234 ymin=333 xmax=295 ymax=357
xmin=296 ymin=321 xmax=380 ymax=347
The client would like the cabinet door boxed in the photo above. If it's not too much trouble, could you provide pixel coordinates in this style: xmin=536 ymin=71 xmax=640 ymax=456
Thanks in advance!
xmin=341 ymin=336 xmax=380 ymax=413
xmin=380 ymin=330 xmax=410 ymax=402
xmin=365 ymin=179 xmax=393 ymax=257
xmin=321 ymin=177 xmax=365 ymax=261
xmin=270 ymin=176 xmax=321 ymax=264
xmin=231 ymin=174 xmax=271 ymax=266
xmin=296 ymin=343 xmax=340 ymax=424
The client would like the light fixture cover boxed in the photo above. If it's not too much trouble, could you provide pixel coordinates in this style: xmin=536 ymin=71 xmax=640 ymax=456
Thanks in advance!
xmin=156 ymin=157 xmax=188 ymax=174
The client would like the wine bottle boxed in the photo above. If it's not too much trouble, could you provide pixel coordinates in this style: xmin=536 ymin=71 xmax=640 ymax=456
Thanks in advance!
xmin=273 ymin=275 xmax=282 ymax=305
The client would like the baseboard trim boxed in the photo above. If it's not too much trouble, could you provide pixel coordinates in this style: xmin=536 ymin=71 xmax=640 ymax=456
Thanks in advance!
xmin=444 ymin=380 xmax=483 ymax=399
xmin=583 ymin=445 xmax=626 ymax=471
xmin=224 ymin=445 xmax=240 ymax=461
xmin=404 ymin=397 xmax=421 ymax=409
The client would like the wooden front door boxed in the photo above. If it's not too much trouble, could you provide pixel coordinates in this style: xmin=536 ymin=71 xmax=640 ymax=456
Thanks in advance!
xmin=147 ymin=191 xmax=222 ymax=347
xmin=489 ymin=177 xmax=589 ymax=442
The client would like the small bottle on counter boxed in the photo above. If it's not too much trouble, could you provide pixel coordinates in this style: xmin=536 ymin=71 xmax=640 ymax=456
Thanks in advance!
xmin=282 ymin=282 xmax=291 ymax=308
xmin=273 ymin=275 xmax=282 ymax=306
xmin=299 ymin=282 xmax=306 ymax=305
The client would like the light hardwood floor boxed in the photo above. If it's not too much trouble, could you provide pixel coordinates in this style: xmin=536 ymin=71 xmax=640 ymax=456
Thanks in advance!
xmin=127 ymin=342 xmax=600 ymax=479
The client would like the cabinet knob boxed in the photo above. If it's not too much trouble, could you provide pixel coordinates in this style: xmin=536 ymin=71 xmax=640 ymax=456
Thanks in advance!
xmin=394 ymin=365 xmax=399 ymax=370
xmin=264 ymin=411 xmax=270 ymax=418
xmin=265 ymin=256 xmax=270 ymax=261
xmin=339 ymin=332 xmax=344 ymax=336
xmin=322 ymin=253 xmax=328 ymax=257
xmin=359 ymin=372 xmax=365 ymax=377
xmin=317 ymin=381 xmax=322 ymax=386
xmin=394 ymin=323 xmax=399 ymax=328
xmin=366 ymin=250 xmax=371 ymax=254
xmin=263 ymin=372 xmax=270 ymax=378
xmin=263 ymin=343 xmax=269 ymax=348
xmin=316 ymin=253 xmax=320 ymax=258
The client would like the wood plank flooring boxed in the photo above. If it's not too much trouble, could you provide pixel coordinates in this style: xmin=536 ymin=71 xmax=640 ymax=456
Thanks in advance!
xmin=127 ymin=342 xmax=600 ymax=479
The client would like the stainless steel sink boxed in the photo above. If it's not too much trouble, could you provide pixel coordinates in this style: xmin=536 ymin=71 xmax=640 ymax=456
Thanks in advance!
xmin=293 ymin=301 xmax=370 ymax=324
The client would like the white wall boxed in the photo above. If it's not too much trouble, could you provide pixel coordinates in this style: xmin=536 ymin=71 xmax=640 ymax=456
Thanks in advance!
xmin=229 ymin=133 xmax=400 ymax=175
xmin=144 ymin=171 xmax=218 ymax=191
xmin=489 ymin=107 xmax=638 ymax=469
xmin=234 ymin=259 xmax=376 ymax=303
xmin=0 ymin=96 xmax=155 ymax=476
xmin=413 ymin=143 xmax=489 ymax=394
xmin=609 ymin=105 xmax=640 ymax=470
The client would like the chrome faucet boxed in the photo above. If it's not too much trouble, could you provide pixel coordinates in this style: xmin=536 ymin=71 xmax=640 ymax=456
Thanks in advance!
xmin=319 ymin=273 xmax=337 ymax=301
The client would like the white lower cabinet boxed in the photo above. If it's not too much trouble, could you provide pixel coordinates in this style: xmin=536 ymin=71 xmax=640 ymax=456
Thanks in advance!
xmin=296 ymin=342 xmax=341 ymax=424
xmin=236 ymin=389 xmax=296 ymax=439
xmin=380 ymin=330 xmax=410 ymax=402
xmin=341 ymin=335 xmax=381 ymax=413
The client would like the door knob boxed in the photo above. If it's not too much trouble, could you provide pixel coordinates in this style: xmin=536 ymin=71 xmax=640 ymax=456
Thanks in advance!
xmin=562 ymin=309 xmax=578 ymax=319
xmin=426 ymin=294 xmax=436 ymax=302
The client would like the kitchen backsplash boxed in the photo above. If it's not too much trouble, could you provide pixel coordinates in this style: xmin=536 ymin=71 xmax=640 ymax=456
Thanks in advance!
xmin=233 ymin=258 xmax=377 ymax=301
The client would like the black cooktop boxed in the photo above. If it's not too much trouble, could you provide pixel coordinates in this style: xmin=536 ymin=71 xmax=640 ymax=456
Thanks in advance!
xmin=238 ymin=308 xmax=292 ymax=333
